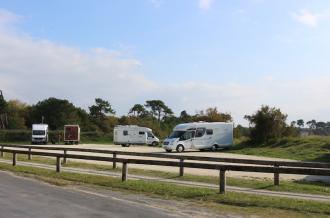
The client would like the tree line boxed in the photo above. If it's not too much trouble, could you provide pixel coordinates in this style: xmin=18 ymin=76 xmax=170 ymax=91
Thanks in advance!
xmin=0 ymin=91 xmax=232 ymax=138
xmin=1 ymin=90 xmax=328 ymax=141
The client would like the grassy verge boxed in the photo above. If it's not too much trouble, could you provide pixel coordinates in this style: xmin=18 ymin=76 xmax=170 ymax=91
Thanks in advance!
xmin=0 ymin=162 xmax=329 ymax=218
xmin=2 ymin=153 xmax=329 ymax=196
xmin=230 ymin=136 xmax=330 ymax=163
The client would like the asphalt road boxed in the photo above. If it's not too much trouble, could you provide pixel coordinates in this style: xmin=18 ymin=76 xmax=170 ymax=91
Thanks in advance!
xmin=0 ymin=171 xmax=180 ymax=218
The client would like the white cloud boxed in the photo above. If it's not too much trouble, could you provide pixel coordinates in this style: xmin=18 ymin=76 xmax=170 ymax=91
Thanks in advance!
xmin=292 ymin=9 xmax=330 ymax=27
xmin=148 ymin=0 xmax=163 ymax=8
xmin=198 ymin=0 xmax=214 ymax=11
xmin=0 ymin=9 xmax=21 ymax=24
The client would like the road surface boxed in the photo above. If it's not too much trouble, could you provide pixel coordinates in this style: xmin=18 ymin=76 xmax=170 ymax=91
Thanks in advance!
xmin=0 ymin=171 xmax=221 ymax=218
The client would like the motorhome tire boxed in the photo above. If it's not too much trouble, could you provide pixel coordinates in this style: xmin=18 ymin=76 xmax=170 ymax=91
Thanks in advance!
xmin=152 ymin=141 xmax=158 ymax=146
xmin=211 ymin=144 xmax=217 ymax=152
xmin=176 ymin=145 xmax=184 ymax=153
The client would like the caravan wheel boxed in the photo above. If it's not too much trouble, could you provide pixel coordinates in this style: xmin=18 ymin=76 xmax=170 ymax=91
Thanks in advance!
xmin=176 ymin=145 xmax=184 ymax=153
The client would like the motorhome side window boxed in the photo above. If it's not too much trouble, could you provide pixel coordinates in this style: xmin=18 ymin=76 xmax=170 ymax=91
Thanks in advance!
xmin=123 ymin=130 xmax=128 ymax=136
xmin=195 ymin=128 xmax=206 ymax=137
xmin=139 ymin=131 xmax=145 ymax=135
xmin=206 ymin=129 xmax=213 ymax=135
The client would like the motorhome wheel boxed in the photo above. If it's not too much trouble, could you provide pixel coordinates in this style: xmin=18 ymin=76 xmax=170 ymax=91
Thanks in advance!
xmin=152 ymin=141 xmax=158 ymax=146
xmin=176 ymin=144 xmax=184 ymax=153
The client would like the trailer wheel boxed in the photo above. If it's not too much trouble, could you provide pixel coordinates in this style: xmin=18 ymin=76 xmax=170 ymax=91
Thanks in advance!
xmin=176 ymin=144 xmax=184 ymax=153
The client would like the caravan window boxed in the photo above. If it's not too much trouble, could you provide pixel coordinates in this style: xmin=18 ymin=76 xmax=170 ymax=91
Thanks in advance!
xmin=123 ymin=130 xmax=128 ymax=136
xmin=139 ymin=131 xmax=145 ymax=135
xmin=206 ymin=129 xmax=213 ymax=135
xmin=195 ymin=128 xmax=206 ymax=137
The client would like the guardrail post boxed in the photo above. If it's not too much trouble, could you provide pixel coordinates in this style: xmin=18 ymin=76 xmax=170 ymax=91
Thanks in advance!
xmin=63 ymin=149 xmax=67 ymax=164
xmin=56 ymin=156 xmax=61 ymax=172
xmin=274 ymin=163 xmax=280 ymax=186
xmin=12 ymin=152 xmax=17 ymax=166
xmin=113 ymin=153 xmax=117 ymax=169
xmin=122 ymin=162 xmax=128 ymax=181
xmin=219 ymin=170 xmax=226 ymax=194
xmin=179 ymin=158 xmax=184 ymax=176
xmin=28 ymin=148 xmax=32 ymax=160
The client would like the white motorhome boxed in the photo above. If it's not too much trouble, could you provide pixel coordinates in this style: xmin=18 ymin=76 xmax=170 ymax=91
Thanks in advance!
xmin=162 ymin=122 xmax=233 ymax=152
xmin=31 ymin=124 xmax=49 ymax=144
xmin=113 ymin=125 xmax=160 ymax=147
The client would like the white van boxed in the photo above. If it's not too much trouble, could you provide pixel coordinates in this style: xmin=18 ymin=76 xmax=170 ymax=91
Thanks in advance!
xmin=113 ymin=125 xmax=160 ymax=147
xmin=162 ymin=122 xmax=233 ymax=152
xmin=31 ymin=124 xmax=49 ymax=145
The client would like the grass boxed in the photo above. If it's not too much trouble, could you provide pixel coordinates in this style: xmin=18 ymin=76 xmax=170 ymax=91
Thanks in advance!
xmin=0 ymin=162 xmax=329 ymax=218
xmin=2 ymin=152 xmax=329 ymax=196
xmin=229 ymin=136 xmax=330 ymax=163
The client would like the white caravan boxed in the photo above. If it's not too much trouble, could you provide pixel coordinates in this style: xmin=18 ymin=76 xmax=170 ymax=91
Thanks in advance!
xmin=31 ymin=124 xmax=49 ymax=144
xmin=162 ymin=122 xmax=233 ymax=152
xmin=113 ymin=125 xmax=160 ymax=147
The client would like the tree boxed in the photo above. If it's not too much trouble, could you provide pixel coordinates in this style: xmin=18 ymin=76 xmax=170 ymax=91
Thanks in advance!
xmin=145 ymin=100 xmax=173 ymax=123
xmin=194 ymin=107 xmax=232 ymax=122
xmin=179 ymin=110 xmax=192 ymax=122
xmin=244 ymin=105 xmax=288 ymax=142
xmin=129 ymin=104 xmax=146 ymax=117
xmin=89 ymin=98 xmax=115 ymax=119
xmin=306 ymin=120 xmax=317 ymax=130
xmin=6 ymin=100 xmax=29 ymax=129
xmin=297 ymin=119 xmax=304 ymax=128
xmin=0 ymin=90 xmax=8 ymax=129
xmin=30 ymin=98 xmax=85 ymax=130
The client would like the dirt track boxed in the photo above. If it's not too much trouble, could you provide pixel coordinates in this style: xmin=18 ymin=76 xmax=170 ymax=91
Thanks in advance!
xmin=49 ymin=143 xmax=330 ymax=183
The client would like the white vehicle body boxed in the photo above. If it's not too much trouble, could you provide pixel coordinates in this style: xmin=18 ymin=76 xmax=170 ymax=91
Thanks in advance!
xmin=31 ymin=124 xmax=49 ymax=144
xmin=113 ymin=125 xmax=160 ymax=146
xmin=162 ymin=122 xmax=233 ymax=152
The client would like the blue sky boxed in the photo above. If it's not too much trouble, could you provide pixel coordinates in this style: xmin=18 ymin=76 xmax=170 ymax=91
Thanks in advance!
xmin=0 ymin=0 xmax=330 ymax=125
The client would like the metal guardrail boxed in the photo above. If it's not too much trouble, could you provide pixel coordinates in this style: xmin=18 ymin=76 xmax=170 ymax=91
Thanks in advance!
xmin=0 ymin=144 xmax=329 ymax=194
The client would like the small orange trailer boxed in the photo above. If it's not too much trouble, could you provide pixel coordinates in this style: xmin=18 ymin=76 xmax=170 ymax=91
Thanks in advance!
xmin=64 ymin=125 xmax=80 ymax=145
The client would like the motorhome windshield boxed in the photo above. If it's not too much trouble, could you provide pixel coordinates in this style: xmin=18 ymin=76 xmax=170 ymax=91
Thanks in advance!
xmin=147 ymin=132 xmax=154 ymax=137
xmin=32 ymin=130 xmax=45 ymax=135
xmin=168 ymin=131 xmax=185 ymax=139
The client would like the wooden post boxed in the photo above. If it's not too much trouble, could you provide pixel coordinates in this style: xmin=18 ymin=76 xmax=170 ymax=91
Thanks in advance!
xmin=28 ymin=148 xmax=32 ymax=160
xmin=122 ymin=162 xmax=128 ymax=181
xmin=179 ymin=158 xmax=184 ymax=176
xmin=0 ymin=145 xmax=3 ymax=158
xmin=274 ymin=163 xmax=280 ymax=186
xmin=56 ymin=156 xmax=61 ymax=172
xmin=219 ymin=170 xmax=226 ymax=194
xmin=113 ymin=153 xmax=117 ymax=169
xmin=63 ymin=149 xmax=67 ymax=164
xmin=12 ymin=152 xmax=17 ymax=166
